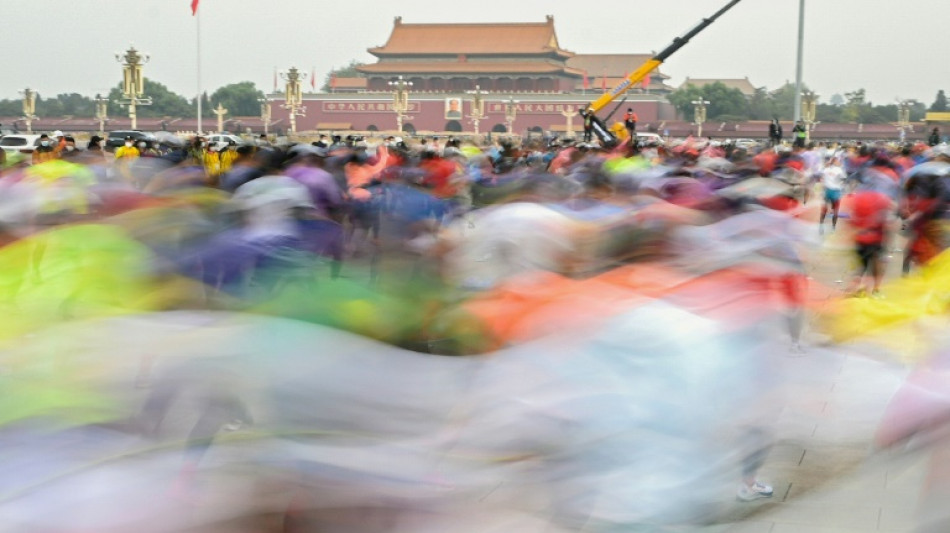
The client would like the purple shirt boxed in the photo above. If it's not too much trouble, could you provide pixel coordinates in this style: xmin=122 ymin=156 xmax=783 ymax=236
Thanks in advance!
xmin=284 ymin=164 xmax=344 ymax=219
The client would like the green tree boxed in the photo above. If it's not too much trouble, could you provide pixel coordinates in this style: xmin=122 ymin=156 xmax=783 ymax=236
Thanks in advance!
xmin=669 ymin=83 xmax=749 ymax=121
xmin=190 ymin=92 xmax=214 ymax=118
xmin=34 ymin=94 xmax=65 ymax=117
xmin=844 ymin=89 xmax=866 ymax=106
xmin=837 ymin=89 xmax=891 ymax=124
xmin=816 ymin=103 xmax=842 ymax=123
xmin=107 ymin=78 xmax=193 ymax=118
xmin=857 ymin=105 xmax=887 ymax=124
xmin=54 ymin=93 xmax=95 ymax=117
xmin=878 ymin=104 xmax=899 ymax=123
xmin=2 ymin=93 xmax=98 ymax=119
xmin=209 ymin=82 xmax=265 ymax=117
xmin=321 ymin=60 xmax=366 ymax=91
xmin=747 ymin=87 xmax=773 ymax=120
xmin=931 ymin=89 xmax=948 ymax=112
xmin=910 ymin=100 xmax=927 ymax=122
xmin=840 ymin=88 xmax=866 ymax=122
xmin=667 ymin=84 xmax=706 ymax=120
xmin=0 ymin=99 xmax=21 ymax=116
xmin=768 ymin=83 xmax=801 ymax=120
xmin=702 ymin=83 xmax=749 ymax=120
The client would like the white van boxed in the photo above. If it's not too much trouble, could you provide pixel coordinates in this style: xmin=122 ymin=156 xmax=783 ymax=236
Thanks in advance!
xmin=635 ymin=132 xmax=664 ymax=144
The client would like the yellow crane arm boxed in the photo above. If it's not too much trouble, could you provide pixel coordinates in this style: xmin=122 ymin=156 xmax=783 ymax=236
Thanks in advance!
xmin=587 ymin=59 xmax=663 ymax=115
xmin=581 ymin=0 xmax=742 ymax=147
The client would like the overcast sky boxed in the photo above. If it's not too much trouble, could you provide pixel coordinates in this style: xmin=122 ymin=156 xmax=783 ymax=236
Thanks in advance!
xmin=6 ymin=0 xmax=945 ymax=106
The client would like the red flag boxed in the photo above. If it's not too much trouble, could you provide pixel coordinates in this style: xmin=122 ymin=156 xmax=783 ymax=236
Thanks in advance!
xmin=583 ymin=70 xmax=589 ymax=90
xmin=311 ymin=67 xmax=316 ymax=91
xmin=191 ymin=0 xmax=199 ymax=15
xmin=601 ymin=70 xmax=607 ymax=92
xmin=642 ymin=74 xmax=651 ymax=89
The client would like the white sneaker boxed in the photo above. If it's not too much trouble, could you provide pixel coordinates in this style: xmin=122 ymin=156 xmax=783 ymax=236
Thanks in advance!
xmin=737 ymin=481 xmax=774 ymax=501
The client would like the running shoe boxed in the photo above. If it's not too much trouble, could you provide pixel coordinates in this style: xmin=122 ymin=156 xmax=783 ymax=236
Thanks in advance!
xmin=737 ymin=481 xmax=774 ymax=501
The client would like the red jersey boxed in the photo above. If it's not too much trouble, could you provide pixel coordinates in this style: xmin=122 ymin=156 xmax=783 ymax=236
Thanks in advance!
xmin=849 ymin=191 xmax=893 ymax=245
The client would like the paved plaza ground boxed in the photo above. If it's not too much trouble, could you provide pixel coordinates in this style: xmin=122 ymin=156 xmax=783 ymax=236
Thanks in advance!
xmin=681 ymin=203 xmax=938 ymax=533
xmin=320 ymin=200 xmax=940 ymax=532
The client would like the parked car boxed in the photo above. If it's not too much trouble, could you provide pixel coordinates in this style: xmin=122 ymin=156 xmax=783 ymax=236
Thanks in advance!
xmin=207 ymin=133 xmax=243 ymax=150
xmin=635 ymin=132 xmax=664 ymax=144
xmin=733 ymin=138 xmax=760 ymax=150
xmin=0 ymin=134 xmax=42 ymax=155
xmin=105 ymin=130 xmax=156 ymax=152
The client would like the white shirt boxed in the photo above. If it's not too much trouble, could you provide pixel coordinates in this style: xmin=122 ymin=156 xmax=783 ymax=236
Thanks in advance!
xmin=821 ymin=165 xmax=847 ymax=191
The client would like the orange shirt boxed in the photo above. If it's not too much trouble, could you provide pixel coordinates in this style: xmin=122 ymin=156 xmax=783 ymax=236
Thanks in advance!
xmin=344 ymin=146 xmax=390 ymax=201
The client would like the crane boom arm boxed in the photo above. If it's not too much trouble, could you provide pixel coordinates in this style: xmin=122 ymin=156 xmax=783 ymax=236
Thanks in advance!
xmin=583 ymin=0 xmax=743 ymax=139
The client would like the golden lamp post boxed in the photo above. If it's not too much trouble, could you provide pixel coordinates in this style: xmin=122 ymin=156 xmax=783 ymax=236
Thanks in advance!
xmin=115 ymin=46 xmax=152 ymax=130
xmin=94 ymin=93 xmax=109 ymax=135
xmin=388 ymin=75 xmax=413 ymax=133
xmin=466 ymin=85 xmax=487 ymax=135
xmin=561 ymin=108 xmax=578 ymax=138
xmin=897 ymin=99 xmax=912 ymax=143
xmin=691 ymin=99 xmax=709 ymax=138
xmin=280 ymin=67 xmax=307 ymax=134
xmin=258 ymin=96 xmax=272 ymax=137
xmin=504 ymin=95 xmax=519 ymax=136
xmin=802 ymin=91 xmax=819 ymax=143
xmin=213 ymin=103 xmax=228 ymax=133
xmin=20 ymin=88 xmax=37 ymax=133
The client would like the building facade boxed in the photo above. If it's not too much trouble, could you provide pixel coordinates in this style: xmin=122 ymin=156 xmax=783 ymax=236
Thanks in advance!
xmin=269 ymin=16 xmax=677 ymax=135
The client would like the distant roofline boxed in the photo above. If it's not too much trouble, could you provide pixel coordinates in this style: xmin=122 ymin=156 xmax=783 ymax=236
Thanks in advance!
xmin=369 ymin=16 xmax=573 ymax=58
xmin=390 ymin=14 xmax=555 ymax=27
xmin=390 ymin=20 xmax=553 ymax=28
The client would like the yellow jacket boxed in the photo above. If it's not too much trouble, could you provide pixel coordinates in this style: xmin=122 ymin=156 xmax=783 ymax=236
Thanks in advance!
xmin=114 ymin=145 xmax=140 ymax=159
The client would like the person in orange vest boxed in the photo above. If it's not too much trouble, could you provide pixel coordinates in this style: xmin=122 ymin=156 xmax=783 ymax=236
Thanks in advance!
xmin=622 ymin=108 xmax=638 ymax=140
xmin=51 ymin=130 xmax=67 ymax=153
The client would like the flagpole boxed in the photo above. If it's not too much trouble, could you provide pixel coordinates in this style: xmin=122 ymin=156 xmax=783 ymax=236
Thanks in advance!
xmin=196 ymin=3 xmax=202 ymax=134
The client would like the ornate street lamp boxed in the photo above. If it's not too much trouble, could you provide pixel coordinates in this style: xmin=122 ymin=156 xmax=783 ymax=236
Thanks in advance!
xmin=561 ymin=108 xmax=578 ymax=138
xmin=280 ymin=67 xmax=307 ymax=134
xmin=94 ymin=93 xmax=109 ymax=135
xmin=691 ymin=99 xmax=710 ymax=138
xmin=213 ymin=102 xmax=228 ymax=134
xmin=115 ymin=46 xmax=152 ymax=130
xmin=258 ymin=96 xmax=272 ymax=136
xmin=802 ymin=91 xmax=819 ymax=143
xmin=504 ymin=95 xmax=519 ymax=136
xmin=466 ymin=85 xmax=487 ymax=135
xmin=20 ymin=88 xmax=37 ymax=133
xmin=897 ymin=99 xmax=912 ymax=142
xmin=388 ymin=75 xmax=413 ymax=133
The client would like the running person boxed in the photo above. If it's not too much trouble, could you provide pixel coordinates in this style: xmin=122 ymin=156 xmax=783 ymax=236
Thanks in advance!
xmin=846 ymin=189 xmax=895 ymax=297
xmin=819 ymin=155 xmax=846 ymax=233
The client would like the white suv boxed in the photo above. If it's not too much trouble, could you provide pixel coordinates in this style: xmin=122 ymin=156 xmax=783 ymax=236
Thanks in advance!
xmin=208 ymin=133 xmax=243 ymax=150
xmin=0 ymin=134 xmax=42 ymax=155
